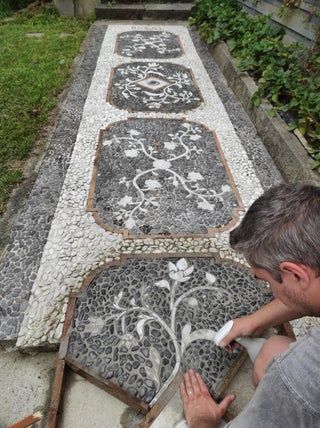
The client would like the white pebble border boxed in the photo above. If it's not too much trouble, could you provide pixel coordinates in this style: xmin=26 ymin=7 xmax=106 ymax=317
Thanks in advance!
xmin=122 ymin=232 xmax=247 ymax=264
xmin=17 ymin=23 xmax=265 ymax=348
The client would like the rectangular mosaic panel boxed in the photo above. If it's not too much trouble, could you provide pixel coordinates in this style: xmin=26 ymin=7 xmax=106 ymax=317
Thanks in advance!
xmin=89 ymin=119 xmax=242 ymax=236
xmin=116 ymin=31 xmax=183 ymax=58
xmin=108 ymin=62 xmax=202 ymax=112
xmin=65 ymin=256 xmax=271 ymax=409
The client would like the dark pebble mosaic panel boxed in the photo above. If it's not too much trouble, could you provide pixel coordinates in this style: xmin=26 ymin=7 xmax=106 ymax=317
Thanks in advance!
xmin=108 ymin=62 xmax=202 ymax=112
xmin=116 ymin=31 xmax=183 ymax=59
xmin=93 ymin=119 xmax=240 ymax=235
xmin=67 ymin=258 xmax=271 ymax=404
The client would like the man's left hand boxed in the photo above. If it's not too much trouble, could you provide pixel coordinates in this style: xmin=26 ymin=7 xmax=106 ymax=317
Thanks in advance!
xmin=180 ymin=369 xmax=235 ymax=428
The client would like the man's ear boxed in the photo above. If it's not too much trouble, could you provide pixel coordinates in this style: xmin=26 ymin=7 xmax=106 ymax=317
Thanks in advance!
xmin=279 ymin=262 xmax=311 ymax=289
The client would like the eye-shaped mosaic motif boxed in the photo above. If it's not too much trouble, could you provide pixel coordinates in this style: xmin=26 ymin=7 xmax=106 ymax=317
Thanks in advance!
xmin=90 ymin=119 xmax=242 ymax=236
xmin=116 ymin=31 xmax=183 ymax=58
xmin=66 ymin=257 xmax=271 ymax=406
xmin=108 ymin=62 xmax=202 ymax=112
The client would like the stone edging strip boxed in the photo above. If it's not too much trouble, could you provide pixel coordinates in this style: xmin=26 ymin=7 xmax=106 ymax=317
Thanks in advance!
xmin=0 ymin=23 xmax=108 ymax=342
xmin=95 ymin=4 xmax=192 ymax=21
xmin=208 ymin=41 xmax=320 ymax=185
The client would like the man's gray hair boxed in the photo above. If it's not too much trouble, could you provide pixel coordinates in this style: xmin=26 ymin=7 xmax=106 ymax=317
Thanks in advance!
xmin=230 ymin=184 xmax=320 ymax=281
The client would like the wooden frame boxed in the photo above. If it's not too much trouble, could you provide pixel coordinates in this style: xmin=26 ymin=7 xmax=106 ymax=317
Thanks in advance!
xmin=46 ymin=253 xmax=296 ymax=427
xmin=47 ymin=348 xmax=246 ymax=428
xmin=47 ymin=321 xmax=295 ymax=428
xmin=9 ymin=412 xmax=43 ymax=428
xmin=46 ymin=253 xmax=260 ymax=427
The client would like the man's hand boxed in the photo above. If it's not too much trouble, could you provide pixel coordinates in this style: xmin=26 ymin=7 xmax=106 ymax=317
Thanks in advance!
xmin=219 ymin=316 xmax=263 ymax=348
xmin=180 ymin=369 xmax=235 ymax=428
xmin=220 ymin=298 xmax=307 ymax=348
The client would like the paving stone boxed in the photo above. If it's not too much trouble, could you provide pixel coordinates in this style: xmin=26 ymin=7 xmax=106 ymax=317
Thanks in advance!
xmin=25 ymin=32 xmax=44 ymax=38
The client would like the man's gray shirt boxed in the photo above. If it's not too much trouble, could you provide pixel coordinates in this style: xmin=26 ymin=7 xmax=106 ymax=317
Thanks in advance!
xmin=227 ymin=326 xmax=320 ymax=427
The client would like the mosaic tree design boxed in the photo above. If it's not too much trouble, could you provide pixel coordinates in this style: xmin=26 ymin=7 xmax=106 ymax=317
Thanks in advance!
xmin=91 ymin=119 xmax=241 ymax=235
xmin=116 ymin=31 xmax=183 ymax=58
xmin=67 ymin=257 xmax=271 ymax=406
xmin=108 ymin=62 xmax=202 ymax=112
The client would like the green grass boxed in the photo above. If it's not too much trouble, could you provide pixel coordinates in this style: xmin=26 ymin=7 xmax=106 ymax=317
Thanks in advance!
xmin=0 ymin=5 xmax=91 ymax=212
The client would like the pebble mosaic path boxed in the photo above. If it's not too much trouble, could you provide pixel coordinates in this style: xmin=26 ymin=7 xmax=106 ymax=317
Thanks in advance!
xmin=2 ymin=21 xmax=304 ymax=414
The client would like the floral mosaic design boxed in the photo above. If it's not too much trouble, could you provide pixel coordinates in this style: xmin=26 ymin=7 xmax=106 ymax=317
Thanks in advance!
xmin=67 ymin=257 xmax=271 ymax=405
xmin=108 ymin=62 xmax=202 ymax=112
xmin=116 ymin=31 xmax=183 ymax=58
xmin=92 ymin=119 xmax=241 ymax=235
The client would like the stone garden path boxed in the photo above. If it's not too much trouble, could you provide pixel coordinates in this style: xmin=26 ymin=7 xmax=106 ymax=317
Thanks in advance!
xmin=0 ymin=21 xmax=286 ymax=424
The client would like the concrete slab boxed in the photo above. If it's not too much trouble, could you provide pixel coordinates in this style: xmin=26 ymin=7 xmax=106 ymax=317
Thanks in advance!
xmin=151 ymin=391 xmax=184 ymax=427
xmin=59 ymin=372 xmax=144 ymax=428
xmin=58 ymin=363 xmax=255 ymax=427
xmin=59 ymin=373 xmax=197 ymax=427
xmin=224 ymin=356 xmax=255 ymax=415
xmin=0 ymin=348 xmax=55 ymax=427
xmin=0 ymin=350 xmax=254 ymax=427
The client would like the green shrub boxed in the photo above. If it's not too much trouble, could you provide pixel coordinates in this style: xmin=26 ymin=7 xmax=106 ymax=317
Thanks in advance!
xmin=0 ymin=0 xmax=13 ymax=17
xmin=190 ymin=0 xmax=320 ymax=171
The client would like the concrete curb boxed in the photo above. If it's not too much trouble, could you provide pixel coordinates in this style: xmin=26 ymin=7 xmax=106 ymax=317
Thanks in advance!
xmin=208 ymin=41 xmax=320 ymax=185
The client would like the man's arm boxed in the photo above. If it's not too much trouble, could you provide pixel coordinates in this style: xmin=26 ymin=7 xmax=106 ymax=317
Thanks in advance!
xmin=220 ymin=298 xmax=306 ymax=347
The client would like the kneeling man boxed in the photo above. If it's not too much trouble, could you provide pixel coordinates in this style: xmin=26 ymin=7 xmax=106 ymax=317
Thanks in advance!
xmin=181 ymin=184 xmax=320 ymax=428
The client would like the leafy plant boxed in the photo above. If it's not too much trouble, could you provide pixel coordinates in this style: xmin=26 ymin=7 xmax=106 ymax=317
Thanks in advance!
xmin=189 ymin=0 xmax=320 ymax=173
